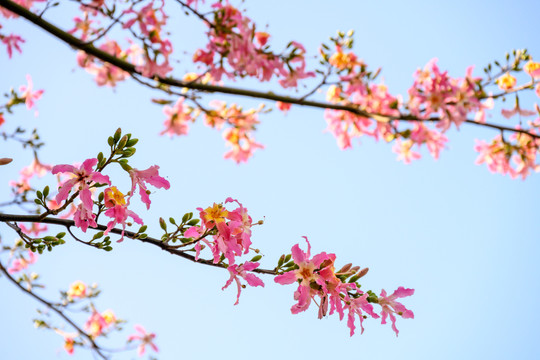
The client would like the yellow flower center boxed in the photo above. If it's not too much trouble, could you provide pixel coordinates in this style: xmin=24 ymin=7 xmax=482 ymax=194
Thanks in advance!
xmin=524 ymin=61 xmax=540 ymax=76
xmin=102 ymin=310 xmax=116 ymax=325
xmin=67 ymin=281 xmax=87 ymax=298
xmin=496 ymin=73 xmax=516 ymax=91
xmin=329 ymin=52 xmax=354 ymax=70
xmin=104 ymin=186 xmax=126 ymax=207
xmin=203 ymin=203 xmax=229 ymax=224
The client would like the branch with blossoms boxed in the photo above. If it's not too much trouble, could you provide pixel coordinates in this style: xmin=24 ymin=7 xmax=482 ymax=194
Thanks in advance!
xmin=0 ymin=240 xmax=158 ymax=359
xmin=2 ymin=0 xmax=540 ymax=176
xmin=0 ymin=76 xmax=48 ymax=210
xmin=1 ymin=128 xmax=414 ymax=338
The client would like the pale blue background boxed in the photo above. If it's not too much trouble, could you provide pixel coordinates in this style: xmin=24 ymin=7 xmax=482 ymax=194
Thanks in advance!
xmin=1 ymin=1 xmax=539 ymax=359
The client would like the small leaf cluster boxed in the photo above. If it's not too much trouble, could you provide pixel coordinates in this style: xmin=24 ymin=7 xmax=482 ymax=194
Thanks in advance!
xmin=26 ymin=231 xmax=66 ymax=254
xmin=97 ymin=128 xmax=139 ymax=172
xmin=88 ymin=231 xmax=113 ymax=251
xmin=275 ymin=253 xmax=296 ymax=273
xmin=160 ymin=212 xmax=202 ymax=244
xmin=483 ymin=49 xmax=532 ymax=84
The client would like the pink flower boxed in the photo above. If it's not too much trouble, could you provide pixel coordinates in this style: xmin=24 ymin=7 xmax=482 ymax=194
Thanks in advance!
xmin=128 ymin=166 xmax=170 ymax=209
xmin=345 ymin=292 xmax=379 ymax=336
xmin=52 ymin=158 xmax=111 ymax=211
xmin=63 ymin=336 xmax=75 ymax=355
xmin=160 ymin=98 xmax=192 ymax=137
xmin=222 ymin=261 xmax=264 ymax=305
xmin=103 ymin=187 xmax=143 ymax=242
xmin=223 ymin=128 xmax=264 ymax=163
xmin=73 ymin=203 xmax=97 ymax=232
xmin=0 ymin=0 xmax=45 ymax=18
xmin=8 ymin=250 xmax=38 ymax=274
xmin=19 ymin=222 xmax=47 ymax=236
xmin=276 ymin=101 xmax=292 ymax=114
xmin=274 ymin=237 xmax=332 ymax=314
xmin=410 ymin=124 xmax=448 ymax=160
xmin=127 ymin=325 xmax=158 ymax=357
xmin=500 ymin=101 xmax=536 ymax=119
xmin=20 ymin=158 xmax=52 ymax=180
xmin=378 ymin=287 xmax=415 ymax=336
xmin=19 ymin=74 xmax=44 ymax=111
xmin=1 ymin=34 xmax=25 ymax=58
xmin=68 ymin=15 xmax=94 ymax=41
xmin=85 ymin=311 xmax=108 ymax=338
xmin=225 ymin=197 xmax=253 ymax=252
xmin=392 ymin=139 xmax=421 ymax=164
xmin=524 ymin=60 xmax=540 ymax=79
xmin=78 ymin=41 xmax=129 ymax=87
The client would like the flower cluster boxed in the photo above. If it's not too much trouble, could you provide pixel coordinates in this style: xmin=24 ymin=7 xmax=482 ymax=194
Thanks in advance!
xmin=49 ymin=130 xmax=170 ymax=240
xmin=76 ymin=40 xmax=130 ymax=87
xmin=84 ymin=308 xmax=118 ymax=338
xmin=184 ymin=197 xmax=264 ymax=303
xmin=122 ymin=1 xmax=173 ymax=77
xmin=52 ymin=157 xmax=169 ymax=240
xmin=320 ymin=39 xmax=540 ymax=177
xmin=275 ymin=238 xmax=414 ymax=336
xmin=0 ymin=0 xmax=44 ymax=19
xmin=50 ymin=280 xmax=158 ymax=357
xmin=9 ymin=154 xmax=50 ymax=197
xmin=206 ymin=101 xmax=264 ymax=163
xmin=160 ymin=97 xmax=193 ymax=137
xmin=193 ymin=2 xmax=314 ymax=87
xmin=475 ymin=128 xmax=540 ymax=179
xmin=71 ymin=1 xmax=173 ymax=82
xmin=7 ymin=249 xmax=37 ymax=273
xmin=407 ymin=59 xmax=489 ymax=130
xmin=160 ymin=98 xmax=265 ymax=163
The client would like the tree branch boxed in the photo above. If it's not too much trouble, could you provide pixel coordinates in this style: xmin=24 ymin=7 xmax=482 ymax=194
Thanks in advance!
xmin=0 ymin=213 xmax=277 ymax=275
xmin=0 ymin=260 xmax=109 ymax=360
xmin=2 ymin=0 xmax=538 ymax=139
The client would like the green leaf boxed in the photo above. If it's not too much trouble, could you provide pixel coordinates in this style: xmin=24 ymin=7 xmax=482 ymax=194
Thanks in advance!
xmin=159 ymin=217 xmax=167 ymax=231
xmin=119 ymin=161 xmax=132 ymax=172
xmin=277 ymin=255 xmax=285 ymax=268
xmin=122 ymin=148 xmax=136 ymax=157
xmin=250 ymin=255 xmax=262 ymax=262
xmin=182 ymin=212 xmax=193 ymax=223
xmin=113 ymin=128 xmax=122 ymax=142
xmin=126 ymin=138 xmax=139 ymax=147
xmin=117 ymin=135 xmax=128 ymax=149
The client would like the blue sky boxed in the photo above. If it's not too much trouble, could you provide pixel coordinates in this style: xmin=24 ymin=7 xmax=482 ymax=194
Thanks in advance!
xmin=1 ymin=1 xmax=540 ymax=359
